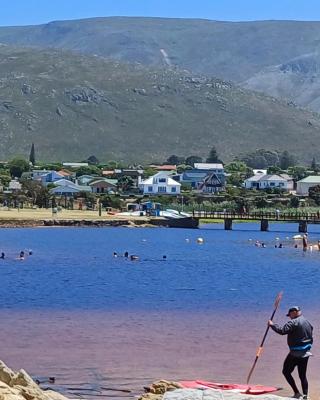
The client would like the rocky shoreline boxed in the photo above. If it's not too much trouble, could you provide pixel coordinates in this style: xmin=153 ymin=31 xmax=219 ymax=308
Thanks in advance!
xmin=0 ymin=363 xmax=296 ymax=400
xmin=0 ymin=361 xmax=68 ymax=400
xmin=0 ymin=218 xmax=155 ymax=228
xmin=0 ymin=217 xmax=199 ymax=229
xmin=138 ymin=381 xmax=292 ymax=400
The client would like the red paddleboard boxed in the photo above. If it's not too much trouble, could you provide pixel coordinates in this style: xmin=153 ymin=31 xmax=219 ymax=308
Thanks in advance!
xmin=179 ymin=380 xmax=279 ymax=395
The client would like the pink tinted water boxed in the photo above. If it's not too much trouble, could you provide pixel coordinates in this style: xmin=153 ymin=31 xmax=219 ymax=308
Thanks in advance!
xmin=1 ymin=309 xmax=319 ymax=398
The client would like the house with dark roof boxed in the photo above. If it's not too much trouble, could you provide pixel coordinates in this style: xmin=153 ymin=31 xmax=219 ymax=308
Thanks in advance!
xmin=180 ymin=163 xmax=225 ymax=193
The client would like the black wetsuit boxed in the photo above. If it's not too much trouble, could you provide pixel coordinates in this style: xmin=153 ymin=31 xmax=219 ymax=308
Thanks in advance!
xmin=271 ymin=315 xmax=313 ymax=395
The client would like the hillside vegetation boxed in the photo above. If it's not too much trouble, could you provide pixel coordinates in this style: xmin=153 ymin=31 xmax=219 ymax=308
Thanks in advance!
xmin=2 ymin=17 xmax=320 ymax=111
xmin=0 ymin=45 xmax=320 ymax=162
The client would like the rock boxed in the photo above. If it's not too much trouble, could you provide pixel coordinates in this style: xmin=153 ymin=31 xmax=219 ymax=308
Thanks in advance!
xmin=138 ymin=381 xmax=178 ymax=399
xmin=162 ymin=388 xmax=293 ymax=400
xmin=21 ymin=84 xmax=34 ymax=95
xmin=0 ymin=361 xmax=15 ymax=385
xmin=56 ymin=107 xmax=63 ymax=117
xmin=0 ymin=360 xmax=69 ymax=400
xmin=133 ymin=88 xmax=147 ymax=95
xmin=139 ymin=382 xmax=293 ymax=400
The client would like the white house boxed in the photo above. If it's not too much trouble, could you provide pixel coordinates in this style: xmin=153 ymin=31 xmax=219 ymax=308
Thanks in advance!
xmin=244 ymin=174 xmax=294 ymax=191
xmin=139 ymin=172 xmax=181 ymax=195
xmin=296 ymin=176 xmax=320 ymax=195
xmin=8 ymin=179 xmax=22 ymax=191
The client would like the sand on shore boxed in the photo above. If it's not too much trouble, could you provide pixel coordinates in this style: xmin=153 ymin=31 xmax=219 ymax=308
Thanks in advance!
xmin=0 ymin=207 xmax=136 ymax=221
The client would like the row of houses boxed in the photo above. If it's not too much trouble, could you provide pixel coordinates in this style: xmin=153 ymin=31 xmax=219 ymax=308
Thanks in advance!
xmin=5 ymin=163 xmax=320 ymax=197
xmin=139 ymin=163 xmax=226 ymax=195
xmin=244 ymin=170 xmax=320 ymax=195
xmin=11 ymin=163 xmax=226 ymax=196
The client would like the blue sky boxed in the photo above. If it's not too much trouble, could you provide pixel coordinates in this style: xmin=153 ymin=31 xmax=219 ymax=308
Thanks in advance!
xmin=1 ymin=0 xmax=320 ymax=26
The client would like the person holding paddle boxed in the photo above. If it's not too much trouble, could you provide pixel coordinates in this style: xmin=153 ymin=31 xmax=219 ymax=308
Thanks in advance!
xmin=268 ymin=306 xmax=313 ymax=399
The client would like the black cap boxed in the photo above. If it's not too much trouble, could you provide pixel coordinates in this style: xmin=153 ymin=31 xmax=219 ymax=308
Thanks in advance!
xmin=286 ymin=306 xmax=300 ymax=316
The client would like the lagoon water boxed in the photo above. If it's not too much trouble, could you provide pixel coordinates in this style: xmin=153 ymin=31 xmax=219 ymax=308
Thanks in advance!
xmin=0 ymin=224 xmax=319 ymax=398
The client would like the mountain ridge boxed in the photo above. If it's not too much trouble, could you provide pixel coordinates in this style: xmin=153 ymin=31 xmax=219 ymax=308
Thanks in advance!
xmin=0 ymin=45 xmax=319 ymax=162
xmin=2 ymin=17 xmax=320 ymax=111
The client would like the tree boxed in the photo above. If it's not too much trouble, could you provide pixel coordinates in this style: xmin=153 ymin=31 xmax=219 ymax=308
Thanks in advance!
xmin=166 ymin=155 xmax=184 ymax=165
xmin=239 ymin=149 xmax=280 ymax=169
xmin=206 ymin=146 xmax=222 ymax=163
xmin=287 ymin=166 xmax=308 ymax=181
xmin=117 ymin=176 xmax=134 ymax=192
xmin=22 ymin=180 xmax=50 ymax=207
xmin=177 ymin=164 xmax=192 ymax=174
xmin=225 ymin=161 xmax=249 ymax=174
xmin=87 ymin=155 xmax=99 ymax=165
xmin=75 ymin=165 xmax=101 ymax=177
xmin=29 ymin=143 xmax=35 ymax=166
xmin=279 ymin=150 xmax=296 ymax=170
xmin=100 ymin=194 xmax=122 ymax=209
xmin=267 ymin=166 xmax=284 ymax=175
xmin=0 ymin=172 xmax=11 ymax=187
xmin=309 ymin=185 xmax=320 ymax=205
xmin=8 ymin=157 xmax=30 ymax=178
xmin=289 ymin=196 xmax=300 ymax=208
xmin=311 ymin=157 xmax=319 ymax=172
xmin=225 ymin=161 xmax=253 ymax=187
xmin=185 ymin=156 xmax=202 ymax=167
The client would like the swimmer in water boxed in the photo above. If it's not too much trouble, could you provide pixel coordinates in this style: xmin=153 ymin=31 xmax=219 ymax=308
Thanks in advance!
xmin=130 ymin=255 xmax=139 ymax=261
xmin=19 ymin=251 xmax=25 ymax=260
xmin=294 ymin=244 xmax=298 ymax=249
xmin=113 ymin=252 xmax=118 ymax=258
xmin=0 ymin=252 xmax=4 ymax=259
xmin=124 ymin=251 xmax=129 ymax=258
xmin=28 ymin=250 xmax=33 ymax=256
xmin=279 ymin=243 xmax=283 ymax=248
xmin=163 ymin=255 xmax=167 ymax=260
xmin=261 ymin=243 xmax=266 ymax=248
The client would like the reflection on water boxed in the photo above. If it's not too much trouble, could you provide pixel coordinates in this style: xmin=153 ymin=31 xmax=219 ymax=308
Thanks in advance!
xmin=0 ymin=225 xmax=319 ymax=398
xmin=1 ymin=310 xmax=319 ymax=399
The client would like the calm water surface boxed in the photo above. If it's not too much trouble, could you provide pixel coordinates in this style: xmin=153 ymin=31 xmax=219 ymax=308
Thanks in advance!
xmin=0 ymin=224 xmax=319 ymax=398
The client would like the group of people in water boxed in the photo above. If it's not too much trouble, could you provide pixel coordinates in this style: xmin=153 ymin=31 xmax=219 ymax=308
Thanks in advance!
xmin=0 ymin=250 xmax=33 ymax=260
xmin=113 ymin=251 xmax=140 ymax=261
xmin=253 ymin=234 xmax=320 ymax=252
xmin=113 ymin=251 xmax=167 ymax=261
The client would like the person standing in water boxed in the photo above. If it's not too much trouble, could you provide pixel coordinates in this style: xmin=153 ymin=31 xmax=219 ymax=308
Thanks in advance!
xmin=268 ymin=306 xmax=313 ymax=399
xmin=302 ymin=235 xmax=308 ymax=252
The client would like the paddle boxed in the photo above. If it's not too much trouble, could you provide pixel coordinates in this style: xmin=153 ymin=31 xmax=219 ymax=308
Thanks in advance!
xmin=246 ymin=291 xmax=283 ymax=384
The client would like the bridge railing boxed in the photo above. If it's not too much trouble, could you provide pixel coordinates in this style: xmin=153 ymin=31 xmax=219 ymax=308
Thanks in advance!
xmin=192 ymin=210 xmax=320 ymax=221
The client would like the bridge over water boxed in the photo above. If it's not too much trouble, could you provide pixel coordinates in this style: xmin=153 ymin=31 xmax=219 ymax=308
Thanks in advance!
xmin=192 ymin=211 xmax=320 ymax=232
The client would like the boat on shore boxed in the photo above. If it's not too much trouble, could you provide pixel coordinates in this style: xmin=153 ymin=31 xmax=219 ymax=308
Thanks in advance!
xmin=117 ymin=208 xmax=199 ymax=228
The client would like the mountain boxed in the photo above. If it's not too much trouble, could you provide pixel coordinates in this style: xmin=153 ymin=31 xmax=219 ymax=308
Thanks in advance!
xmin=2 ymin=17 xmax=320 ymax=112
xmin=243 ymin=53 xmax=320 ymax=112
xmin=0 ymin=44 xmax=320 ymax=162
xmin=1 ymin=18 xmax=320 ymax=82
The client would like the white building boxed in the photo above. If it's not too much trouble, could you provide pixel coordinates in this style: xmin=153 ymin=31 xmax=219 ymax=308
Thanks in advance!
xmin=139 ymin=172 xmax=181 ymax=195
xmin=244 ymin=174 xmax=294 ymax=191
xmin=296 ymin=176 xmax=320 ymax=195
xmin=8 ymin=179 xmax=22 ymax=191
xmin=252 ymin=169 xmax=267 ymax=175
xmin=194 ymin=163 xmax=224 ymax=173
